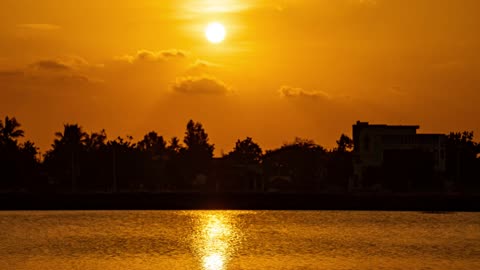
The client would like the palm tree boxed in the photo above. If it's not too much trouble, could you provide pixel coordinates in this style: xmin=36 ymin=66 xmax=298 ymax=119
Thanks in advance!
xmin=0 ymin=116 xmax=24 ymax=145
xmin=53 ymin=124 xmax=88 ymax=192
xmin=85 ymin=130 xmax=107 ymax=151
xmin=54 ymin=124 xmax=87 ymax=147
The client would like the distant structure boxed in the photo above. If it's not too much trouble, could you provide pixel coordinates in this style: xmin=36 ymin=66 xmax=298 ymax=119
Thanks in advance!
xmin=351 ymin=121 xmax=447 ymax=191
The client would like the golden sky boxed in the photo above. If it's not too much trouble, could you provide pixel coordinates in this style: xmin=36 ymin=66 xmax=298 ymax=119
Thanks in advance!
xmin=1 ymin=0 xmax=479 ymax=154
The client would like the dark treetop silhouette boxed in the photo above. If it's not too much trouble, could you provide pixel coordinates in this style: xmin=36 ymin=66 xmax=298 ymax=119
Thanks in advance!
xmin=0 ymin=116 xmax=479 ymax=210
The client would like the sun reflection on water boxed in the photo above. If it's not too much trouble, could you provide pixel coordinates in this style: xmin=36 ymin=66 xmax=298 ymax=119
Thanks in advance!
xmin=204 ymin=253 xmax=224 ymax=270
xmin=193 ymin=212 xmax=241 ymax=270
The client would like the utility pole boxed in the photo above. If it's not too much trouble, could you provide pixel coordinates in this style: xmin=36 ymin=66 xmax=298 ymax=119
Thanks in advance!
xmin=112 ymin=148 xmax=117 ymax=193
xmin=71 ymin=151 xmax=76 ymax=193
xmin=456 ymin=147 xmax=461 ymax=185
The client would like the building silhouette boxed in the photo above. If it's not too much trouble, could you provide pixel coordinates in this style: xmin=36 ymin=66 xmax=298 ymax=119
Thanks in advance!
xmin=351 ymin=121 xmax=447 ymax=191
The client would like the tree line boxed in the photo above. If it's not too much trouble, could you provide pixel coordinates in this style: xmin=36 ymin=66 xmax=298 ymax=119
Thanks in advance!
xmin=0 ymin=116 xmax=479 ymax=193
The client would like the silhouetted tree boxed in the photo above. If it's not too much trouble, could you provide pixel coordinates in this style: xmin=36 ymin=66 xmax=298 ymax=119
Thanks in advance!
xmin=138 ymin=131 xmax=167 ymax=156
xmin=85 ymin=130 xmax=107 ymax=151
xmin=220 ymin=137 xmax=263 ymax=191
xmin=167 ymin=137 xmax=182 ymax=153
xmin=20 ymin=141 xmax=38 ymax=158
xmin=0 ymin=117 xmax=38 ymax=191
xmin=263 ymin=138 xmax=327 ymax=191
xmin=184 ymin=120 xmax=214 ymax=156
xmin=18 ymin=140 xmax=40 ymax=190
xmin=446 ymin=131 xmax=480 ymax=191
xmin=77 ymin=130 xmax=110 ymax=191
xmin=0 ymin=116 xmax=24 ymax=145
xmin=226 ymin=137 xmax=263 ymax=165
xmin=135 ymin=131 xmax=168 ymax=190
xmin=160 ymin=137 xmax=184 ymax=190
xmin=105 ymin=135 xmax=141 ymax=191
xmin=3 ymin=115 xmax=479 ymax=195
xmin=182 ymin=120 xmax=214 ymax=189
xmin=44 ymin=124 xmax=88 ymax=192
xmin=326 ymin=134 xmax=354 ymax=191
xmin=335 ymin=134 xmax=353 ymax=153
xmin=53 ymin=124 xmax=88 ymax=147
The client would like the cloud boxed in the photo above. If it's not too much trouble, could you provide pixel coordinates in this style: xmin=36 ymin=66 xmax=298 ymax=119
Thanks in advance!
xmin=62 ymin=56 xmax=90 ymax=67
xmin=52 ymin=74 xmax=94 ymax=84
xmin=31 ymin=60 xmax=72 ymax=71
xmin=115 ymin=49 xmax=188 ymax=63
xmin=172 ymin=76 xmax=232 ymax=95
xmin=0 ymin=55 xmax=99 ymax=88
xmin=0 ymin=68 xmax=95 ymax=86
xmin=29 ymin=56 xmax=94 ymax=72
xmin=187 ymin=59 xmax=221 ymax=74
xmin=279 ymin=85 xmax=330 ymax=100
xmin=17 ymin=24 xmax=61 ymax=31
xmin=190 ymin=59 xmax=216 ymax=69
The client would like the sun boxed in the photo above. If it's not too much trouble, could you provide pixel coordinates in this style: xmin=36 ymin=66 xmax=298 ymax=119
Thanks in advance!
xmin=205 ymin=22 xmax=226 ymax=44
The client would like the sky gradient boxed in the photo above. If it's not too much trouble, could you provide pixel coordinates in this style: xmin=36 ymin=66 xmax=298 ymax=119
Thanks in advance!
xmin=1 ymin=0 xmax=479 ymax=154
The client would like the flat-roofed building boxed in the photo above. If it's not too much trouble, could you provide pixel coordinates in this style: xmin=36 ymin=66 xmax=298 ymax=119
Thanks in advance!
xmin=351 ymin=121 xmax=447 ymax=191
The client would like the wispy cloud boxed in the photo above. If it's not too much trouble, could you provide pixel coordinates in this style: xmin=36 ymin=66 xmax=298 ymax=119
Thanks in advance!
xmin=279 ymin=85 xmax=330 ymax=100
xmin=115 ymin=49 xmax=188 ymax=63
xmin=31 ymin=60 xmax=72 ymax=71
xmin=29 ymin=56 xmax=92 ymax=72
xmin=187 ymin=59 xmax=221 ymax=74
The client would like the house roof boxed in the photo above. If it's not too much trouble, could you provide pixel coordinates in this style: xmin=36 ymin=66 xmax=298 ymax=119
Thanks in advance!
xmin=354 ymin=121 xmax=419 ymax=130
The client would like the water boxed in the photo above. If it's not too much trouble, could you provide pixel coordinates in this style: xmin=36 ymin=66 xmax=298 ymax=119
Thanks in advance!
xmin=0 ymin=211 xmax=479 ymax=270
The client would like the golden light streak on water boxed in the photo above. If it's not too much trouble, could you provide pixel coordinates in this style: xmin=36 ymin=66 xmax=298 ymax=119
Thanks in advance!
xmin=194 ymin=212 xmax=238 ymax=270
xmin=1 ymin=211 xmax=479 ymax=269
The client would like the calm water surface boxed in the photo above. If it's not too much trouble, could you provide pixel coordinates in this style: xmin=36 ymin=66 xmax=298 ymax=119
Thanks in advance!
xmin=0 ymin=211 xmax=479 ymax=269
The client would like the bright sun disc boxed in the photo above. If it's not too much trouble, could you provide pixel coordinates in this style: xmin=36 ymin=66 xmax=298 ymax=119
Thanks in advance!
xmin=205 ymin=22 xmax=226 ymax=44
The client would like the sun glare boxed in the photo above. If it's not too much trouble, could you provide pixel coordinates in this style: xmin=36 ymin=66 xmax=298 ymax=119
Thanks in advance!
xmin=205 ymin=22 xmax=226 ymax=44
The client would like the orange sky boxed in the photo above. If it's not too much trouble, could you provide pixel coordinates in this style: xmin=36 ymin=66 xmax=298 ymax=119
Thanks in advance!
xmin=1 ymin=0 xmax=479 ymax=154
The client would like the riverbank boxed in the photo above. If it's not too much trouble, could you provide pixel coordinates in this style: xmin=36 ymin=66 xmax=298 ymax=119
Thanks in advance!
xmin=1 ymin=192 xmax=479 ymax=211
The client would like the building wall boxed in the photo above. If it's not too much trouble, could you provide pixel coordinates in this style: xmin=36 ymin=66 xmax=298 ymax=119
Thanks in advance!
xmin=351 ymin=121 xmax=447 ymax=190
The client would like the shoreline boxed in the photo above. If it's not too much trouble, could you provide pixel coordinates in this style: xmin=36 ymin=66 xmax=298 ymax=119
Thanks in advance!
xmin=1 ymin=192 xmax=479 ymax=211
